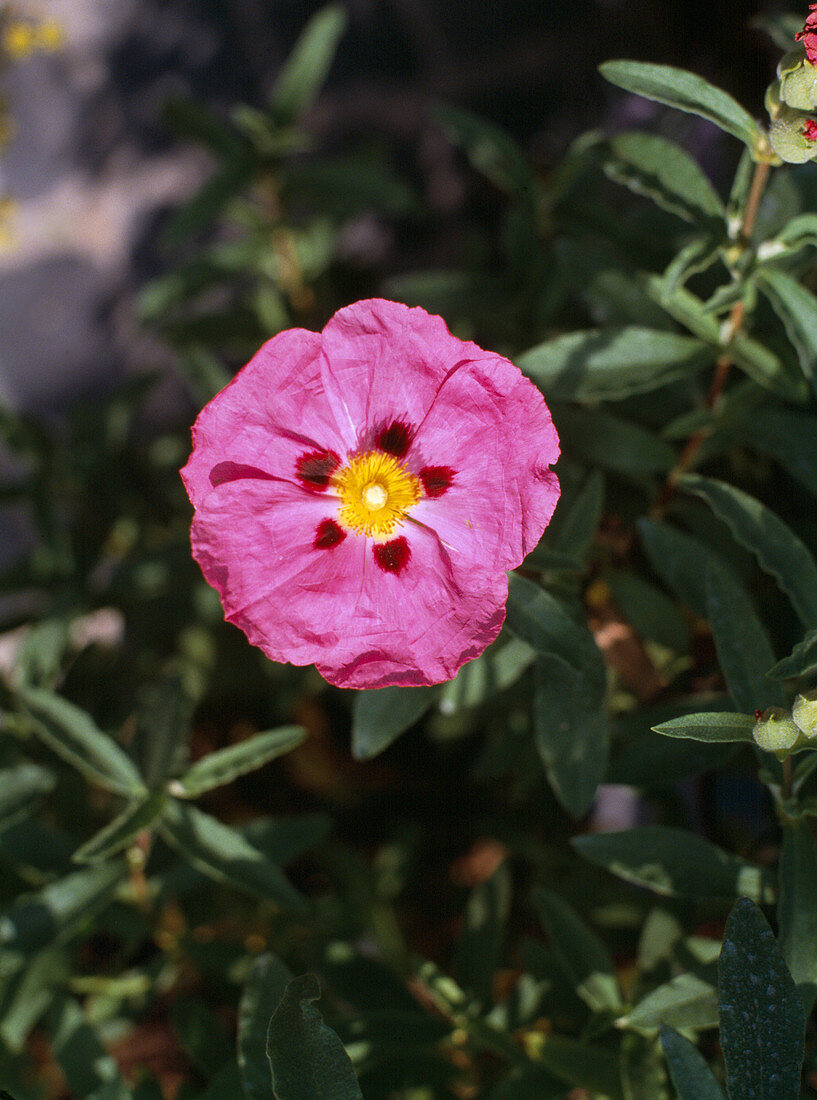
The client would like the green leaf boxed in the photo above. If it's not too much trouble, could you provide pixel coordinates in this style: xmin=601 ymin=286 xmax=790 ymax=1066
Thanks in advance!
xmin=606 ymin=569 xmax=690 ymax=652
xmin=351 ymin=685 xmax=441 ymax=760
xmin=603 ymin=131 xmax=725 ymax=226
xmin=132 ymin=673 xmax=196 ymax=789
xmin=774 ymin=212 xmax=817 ymax=252
xmin=270 ymin=5 xmax=348 ymax=123
xmin=599 ymin=61 xmax=763 ymax=150
xmin=573 ymin=826 xmax=774 ymax=902
xmin=554 ymin=405 xmax=676 ymax=475
xmin=681 ymin=473 xmax=817 ymax=627
xmin=517 ymin=327 xmax=710 ymax=402
xmin=645 ymin=276 xmax=720 ymax=342
xmin=531 ymin=888 xmax=622 ymax=1013
xmin=778 ymin=819 xmax=817 ymax=1013
xmin=162 ymin=161 xmax=254 ymax=247
xmin=173 ymin=997 xmax=234 ymax=1079
xmin=652 ymin=712 xmax=755 ymax=743
xmin=729 ymin=333 xmax=809 ymax=402
xmin=0 ymin=861 xmax=126 ymax=956
xmin=16 ymin=685 xmax=144 ymax=797
xmin=544 ymin=470 xmax=604 ymax=564
xmin=159 ymin=800 xmax=306 ymax=911
xmin=432 ymin=102 xmax=535 ymax=196
xmin=620 ymin=1031 xmax=670 ymax=1100
xmin=0 ymin=943 xmax=68 ymax=1051
xmin=638 ymin=519 xmax=715 ymax=619
xmin=49 ymin=995 xmax=126 ymax=1099
xmin=486 ymin=1065 xmax=566 ymax=1099
xmin=769 ymin=626 xmax=817 ymax=680
xmin=719 ymin=898 xmax=804 ymax=1100
xmin=239 ymin=953 xmax=294 ymax=1100
xmin=173 ymin=726 xmax=305 ymax=797
xmin=739 ymin=407 xmax=817 ymax=496
xmin=266 ymin=973 xmax=363 ymax=1100
xmin=526 ymin=1033 xmax=623 ymax=1098
xmin=0 ymin=763 xmax=55 ymax=832
xmin=705 ymin=559 xmax=785 ymax=713
xmin=758 ymin=267 xmax=817 ymax=399
xmin=533 ymin=655 xmax=609 ymax=818
xmin=622 ymin=973 xmax=718 ymax=1032
xmin=659 ymin=1027 xmax=725 ymax=1100
xmin=453 ymin=863 xmax=511 ymax=1005
xmin=176 ymin=346 xmax=232 ymax=406
xmin=72 ymin=793 xmax=167 ymax=865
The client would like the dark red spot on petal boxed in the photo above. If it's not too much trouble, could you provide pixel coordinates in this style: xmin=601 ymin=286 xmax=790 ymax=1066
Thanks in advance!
xmin=209 ymin=461 xmax=277 ymax=488
xmin=419 ymin=465 xmax=455 ymax=498
xmin=804 ymin=119 xmax=817 ymax=142
xmin=297 ymin=449 xmax=340 ymax=491
xmin=314 ymin=519 xmax=346 ymax=550
xmin=376 ymin=421 xmax=413 ymax=458
xmin=373 ymin=536 xmax=411 ymax=574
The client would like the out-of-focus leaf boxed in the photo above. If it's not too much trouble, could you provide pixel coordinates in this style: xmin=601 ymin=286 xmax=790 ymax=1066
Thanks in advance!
xmin=453 ymin=863 xmax=511 ymax=1005
xmin=774 ymin=212 xmax=817 ymax=251
xmin=525 ymin=1033 xmax=623 ymax=1098
xmin=270 ymin=5 xmax=348 ymax=123
xmin=132 ymin=673 xmax=196 ymax=790
xmin=351 ymin=685 xmax=441 ymax=760
xmin=599 ymin=61 xmax=763 ymax=149
xmin=517 ymin=327 xmax=710 ymax=401
xmin=437 ymin=636 xmax=536 ymax=715
xmin=554 ymin=405 xmax=676 ymax=475
xmin=0 ymin=763 xmax=54 ymax=832
xmin=603 ymin=131 xmax=724 ymax=226
xmin=162 ymin=95 xmax=248 ymax=157
xmin=544 ymin=470 xmax=604 ymax=564
xmin=173 ymin=726 xmax=305 ymax=798
xmin=0 ymin=943 xmax=68 ymax=1051
xmin=162 ymin=162 xmax=254 ymax=247
xmin=283 ymin=155 xmax=414 ymax=217
xmin=48 ymin=996 xmax=126 ymax=1099
xmin=432 ymin=102 xmax=535 ymax=195
xmin=607 ymin=569 xmax=690 ymax=652
xmin=173 ymin=997 xmax=234 ymax=1079
xmin=609 ymin=731 xmax=735 ymax=787
xmin=778 ymin=819 xmax=817 ymax=1013
xmin=621 ymin=973 xmax=718 ymax=1032
xmin=759 ymin=267 xmax=817 ymax=399
xmin=730 ymin=332 xmax=809 ymax=402
xmin=16 ymin=685 xmax=143 ymax=797
xmin=532 ymin=889 xmax=622 ymax=1013
xmin=645 ymin=276 xmax=720 ymax=341
xmin=573 ymin=826 xmax=774 ymax=902
xmin=72 ymin=793 xmax=167 ymax=865
xmin=739 ymin=407 xmax=817 ymax=496
xmin=243 ymin=814 xmax=333 ymax=866
xmin=719 ymin=898 xmax=804 ymax=1100
xmin=681 ymin=473 xmax=817 ymax=627
xmin=769 ymin=626 xmax=817 ymax=680
xmin=159 ymin=800 xmax=306 ymax=911
xmin=486 ymin=1065 xmax=566 ymax=1099
xmin=239 ymin=953 xmax=294 ymax=1100
xmin=176 ymin=346 xmax=232 ymax=406
xmin=638 ymin=518 xmax=717 ymax=619
xmin=659 ymin=1027 xmax=725 ymax=1100
xmin=620 ymin=1031 xmax=670 ymax=1100
xmin=705 ymin=559 xmax=785 ymax=713
xmin=533 ymin=655 xmax=609 ymax=818
xmin=652 ymin=712 xmax=755 ymax=743
xmin=266 ymin=973 xmax=363 ymax=1100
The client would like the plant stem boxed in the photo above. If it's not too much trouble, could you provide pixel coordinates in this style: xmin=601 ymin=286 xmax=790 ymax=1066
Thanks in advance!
xmin=651 ymin=159 xmax=772 ymax=518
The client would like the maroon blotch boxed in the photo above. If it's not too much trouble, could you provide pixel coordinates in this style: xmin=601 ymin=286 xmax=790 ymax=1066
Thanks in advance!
xmin=297 ymin=449 xmax=340 ymax=491
xmin=419 ymin=465 xmax=455 ymax=498
xmin=314 ymin=519 xmax=346 ymax=550
xmin=209 ymin=461 xmax=277 ymax=488
xmin=373 ymin=536 xmax=411 ymax=574
xmin=376 ymin=420 xmax=413 ymax=458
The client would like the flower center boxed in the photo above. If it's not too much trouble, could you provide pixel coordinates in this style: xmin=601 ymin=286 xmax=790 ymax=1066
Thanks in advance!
xmin=335 ymin=451 xmax=421 ymax=537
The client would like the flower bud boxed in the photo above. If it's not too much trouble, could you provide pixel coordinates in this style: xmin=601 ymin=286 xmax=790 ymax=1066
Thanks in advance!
xmin=768 ymin=105 xmax=817 ymax=163
xmin=752 ymin=707 xmax=802 ymax=754
xmin=765 ymin=79 xmax=783 ymax=121
xmin=778 ymin=46 xmax=817 ymax=111
xmin=792 ymin=690 xmax=817 ymax=739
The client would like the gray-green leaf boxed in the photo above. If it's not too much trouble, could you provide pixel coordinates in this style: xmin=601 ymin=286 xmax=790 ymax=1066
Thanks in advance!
xmin=758 ymin=267 xmax=817 ymax=399
xmin=351 ymin=685 xmax=441 ymax=760
xmin=659 ymin=1027 xmax=725 ymax=1100
xmin=778 ymin=819 xmax=817 ymax=1014
xmin=652 ymin=712 xmax=755 ymax=743
xmin=173 ymin=726 xmax=306 ymax=797
xmin=72 ymin=793 xmax=167 ymax=865
xmin=270 ymin=5 xmax=348 ymax=124
xmin=239 ymin=953 xmax=294 ymax=1100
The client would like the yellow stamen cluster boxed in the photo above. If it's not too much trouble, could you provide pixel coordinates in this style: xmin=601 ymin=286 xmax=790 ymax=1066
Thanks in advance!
xmin=335 ymin=451 xmax=421 ymax=538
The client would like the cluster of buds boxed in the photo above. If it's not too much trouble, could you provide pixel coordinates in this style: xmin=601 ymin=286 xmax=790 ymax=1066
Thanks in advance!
xmin=753 ymin=691 xmax=817 ymax=756
xmin=767 ymin=5 xmax=817 ymax=162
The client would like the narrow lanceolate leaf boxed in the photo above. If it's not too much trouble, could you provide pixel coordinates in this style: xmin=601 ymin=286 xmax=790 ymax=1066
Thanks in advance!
xmin=453 ymin=864 xmax=511 ymax=1006
xmin=778 ymin=819 xmax=817 ymax=1014
xmin=173 ymin=726 xmax=306 ymax=797
xmin=0 ymin=763 xmax=55 ymax=832
xmin=573 ymin=826 xmax=774 ymax=902
xmin=270 ymin=4 xmax=348 ymax=123
xmin=516 ymin=327 xmax=710 ymax=402
xmin=532 ymin=888 xmax=622 ymax=1013
xmin=599 ymin=61 xmax=763 ymax=150
xmin=622 ymin=973 xmax=717 ymax=1032
xmin=239 ymin=953 xmax=294 ymax=1100
xmin=553 ymin=405 xmax=675 ymax=476
xmin=72 ymin=793 xmax=167 ymax=865
xmin=729 ymin=333 xmax=809 ymax=402
xmin=160 ymin=800 xmax=306 ymax=912
xmin=603 ymin=131 xmax=725 ymax=226
xmin=660 ymin=1027 xmax=725 ymax=1100
xmin=758 ymin=267 xmax=817 ymax=399
xmin=705 ymin=560 xmax=785 ymax=714
xmin=769 ymin=627 xmax=817 ymax=680
xmin=719 ymin=898 xmax=805 ymax=1100
xmin=16 ymin=686 xmax=143 ymax=797
xmin=652 ymin=712 xmax=755 ymax=743
xmin=681 ymin=473 xmax=817 ymax=627
xmin=351 ymin=685 xmax=441 ymax=760
xmin=266 ymin=973 xmax=363 ymax=1100
xmin=49 ymin=995 xmax=126 ymax=1100
xmin=533 ymin=656 xmax=609 ymax=818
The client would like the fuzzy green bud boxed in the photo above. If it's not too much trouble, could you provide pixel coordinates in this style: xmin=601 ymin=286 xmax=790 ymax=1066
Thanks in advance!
xmin=768 ymin=105 xmax=817 ymax=164
xmin=778 ymin=46 xmax=817 ymax=111
xmin=792 ymin=690 xmax=817 ymax=739
xmin=752 ymin=706 xmax=802 ymax=755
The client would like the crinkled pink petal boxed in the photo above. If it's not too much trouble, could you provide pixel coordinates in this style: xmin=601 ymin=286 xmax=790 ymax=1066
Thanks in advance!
xmin=181 ymin=328 xmax=345 ymax=509
xmin=190 ymin=479 xmax=507 ymax=688
xmin=797 ymin=3 xmax=817 ymax=65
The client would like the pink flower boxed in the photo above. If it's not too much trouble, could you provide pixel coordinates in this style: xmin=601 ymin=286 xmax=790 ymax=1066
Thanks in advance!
xmin=796 ymin=3 xmax=817 ymax=65
xmin=181 ymin=299 xmax=560 ymax=689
